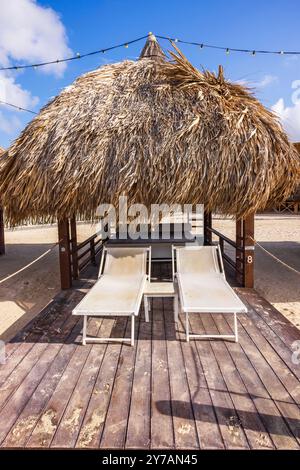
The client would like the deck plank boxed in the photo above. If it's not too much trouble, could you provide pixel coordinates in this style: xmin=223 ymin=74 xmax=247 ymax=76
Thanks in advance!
xmin=222 ymin=314 xmax=299 ymax=449
xmin=0 ymin=343 xmax=60 ymax=445
xmin=201 ymin=314 xmax=274 ymax=449
xmin=1 ymin=318 xmax=82 ymax=447
xmin=211 ymin=313 xmax=298 ymax=450
xmin=188 ymin=313 xmax=250 ymax=449
xmin=0 ymin=288 xmax=84 ymax=408
xmin=0 ymin=263 xmax=299 ymax=450
xmin=26 ymin=318 xmax=104 ymax=448
xmin=237 ymin=313 xmax=300 ymax=405
xmin=238 ymin=288 xmax=300 ymax=342
xmin=150 ymin=315 xmax=175 ymax=449
xmin=100 ymin=320 xmax=138 ymax=449
xmin=51 ymin=318 xmax=122 ymax=448
xmin=178 ymin=316 xmax=225 ymax=449
xmin=126 ymin=319 xmax=152 ymax=449
xmin=164 ymin=303 xmax=199 ymax=450
xmin=76 ymin=318 xmax=129 ymax=448
xmin=237 ymin=290 xmax=300 ymax=382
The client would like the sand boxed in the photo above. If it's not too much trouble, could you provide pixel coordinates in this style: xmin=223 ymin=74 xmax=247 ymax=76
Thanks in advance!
xmin=0 ymin=215 xmax=299 ymax=341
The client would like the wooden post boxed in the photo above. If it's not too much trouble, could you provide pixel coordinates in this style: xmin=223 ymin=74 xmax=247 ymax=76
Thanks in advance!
xmin=58 ymin=218 xmax=72 ymax=289
xmin=204 ymin=211 xmax=212 ymax=245
xmin=243 ymin=213 xmax=255 ymax=288
xmin=0 ymin=208 xmax=4 ymax=255
xmin=70 ymin=214 xmax=79 ymax=280
xmin=235 ymin=218 xmax=243 ymax=285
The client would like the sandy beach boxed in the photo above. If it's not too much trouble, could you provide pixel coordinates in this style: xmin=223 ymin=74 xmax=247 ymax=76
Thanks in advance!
xmin=0 ymin=214 xmax=299 ymax=341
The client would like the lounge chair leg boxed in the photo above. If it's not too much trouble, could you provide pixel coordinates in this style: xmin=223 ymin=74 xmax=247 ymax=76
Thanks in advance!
xmin=131 ymin=315 xmax=135 ymax=347
xmin=174 ymin=294 xmax=179 ymax=323
xmin=144 ymin=296 xmax=149 ymax=322
xmin=186 ymin=311 xmax=189 ymax=342
xmin=234 ymin=312 xmax=238 ymax=343
xmin=83 ymin=316 xmax=87 ymax=345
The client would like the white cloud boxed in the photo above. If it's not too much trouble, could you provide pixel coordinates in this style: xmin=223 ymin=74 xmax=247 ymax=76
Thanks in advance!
xmin=0 ymin=112 xmax=22 ymax=134
xmin=0 ymin=75 xmax=39 ymax=108
xmin=272 ymin=98 xmax=300 ymax=142
xmin=235 ymin=74 xmax=278 ymax=89
xmin=0 ymin=1 xmax=71 ymax=137
xmin=255 ymin=74 xmax=278 ymax=88
xmin=0 ymin=0 xmax=72 ymax=77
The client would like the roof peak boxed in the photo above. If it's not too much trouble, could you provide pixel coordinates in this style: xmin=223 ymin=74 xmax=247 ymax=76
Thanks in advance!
xmin=147 ymin=32 xmax=157 ymax=42
xmin=139 ymin=32 xmax=165 ymax=61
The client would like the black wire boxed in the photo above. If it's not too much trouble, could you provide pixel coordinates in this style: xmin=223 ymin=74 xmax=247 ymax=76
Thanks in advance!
xmin=156 ymin=34 xmax=300 ymax=55
xmin=1 ymin=33 xmax=299 ymax=73
xmin=0 ymin=100 xmax=37 ymax=114
xmin=0 ymin=34 xmax=149 ymax=71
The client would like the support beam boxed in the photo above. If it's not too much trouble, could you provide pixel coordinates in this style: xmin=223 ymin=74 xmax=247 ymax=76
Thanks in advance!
xmin=243 ymin=213 xmax=255 ymax=288
xmin=70 ymin=214 xmax=79 ymax=280
xmin=0 ymin=208 xmax=4 ymax=255
xmin=235 ymin=218 xmax=243 ymax=285
xmin=58 ymin=218 xmax=72 ymax=290
xmin=203 ymin=211 xmax=212 ymax=245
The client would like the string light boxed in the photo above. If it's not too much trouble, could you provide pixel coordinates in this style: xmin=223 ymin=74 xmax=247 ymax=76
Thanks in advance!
xmin=156 ymin=34 xmax=300 ymax=57
xmin=0 ymin=34 xmax=149 ymax=72
xmin=0 ymin=33 xmax=298 ymax=73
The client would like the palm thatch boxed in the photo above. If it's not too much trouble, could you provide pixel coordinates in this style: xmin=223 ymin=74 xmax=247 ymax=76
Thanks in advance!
xmin=0 ymin=34 xmax=299 ymax=225
xmin=289 ymin=142 xmax=300 ymax=201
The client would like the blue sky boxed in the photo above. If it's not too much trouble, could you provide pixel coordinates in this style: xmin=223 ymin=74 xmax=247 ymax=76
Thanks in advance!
xmin=1 ymin=0 xmax=300 ymax=148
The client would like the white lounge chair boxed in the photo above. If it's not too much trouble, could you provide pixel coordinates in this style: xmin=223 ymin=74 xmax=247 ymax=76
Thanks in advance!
xmin=172 ymin=245 xmax=247 ymax=342
xmin=73 ymin=246 xmax=151 ymax=346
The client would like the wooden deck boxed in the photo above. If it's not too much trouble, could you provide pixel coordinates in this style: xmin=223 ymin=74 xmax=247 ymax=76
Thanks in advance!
xmin=0 ymin=263 xmax=300 ymax=450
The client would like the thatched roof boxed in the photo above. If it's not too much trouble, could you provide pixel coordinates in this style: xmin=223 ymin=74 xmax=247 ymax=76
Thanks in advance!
xmin=0 ymin=34 xmax=299 ymax=225
xmin=289 ymin=143 xmax=300 ymax=201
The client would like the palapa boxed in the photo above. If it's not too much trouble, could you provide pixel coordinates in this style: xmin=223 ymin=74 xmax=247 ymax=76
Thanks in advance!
xmin=0 ymin=34 xmax=299 ymax=225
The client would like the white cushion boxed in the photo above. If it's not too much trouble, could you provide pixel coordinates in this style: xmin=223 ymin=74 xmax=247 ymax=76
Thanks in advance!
xmin=177 ymin=273 xmax=247 ymax=313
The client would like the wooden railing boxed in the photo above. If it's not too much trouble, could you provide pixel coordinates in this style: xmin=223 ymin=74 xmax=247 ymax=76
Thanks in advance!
xmin=71 ymin=234 xmax=103 ymax=279
xmin=205 ymin=226 xmax=244 ymax=278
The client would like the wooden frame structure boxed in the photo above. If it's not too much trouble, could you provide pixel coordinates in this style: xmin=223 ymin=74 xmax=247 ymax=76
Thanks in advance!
xmin=204 ymin=211 xmax=255 ymax=288
xmin=57 ymin=211 xmax=255 ymax=290
xmin=58 ymin=216 xmax=103 ymax=289
xmin=0 ymin=208 xmax=5 ymax=255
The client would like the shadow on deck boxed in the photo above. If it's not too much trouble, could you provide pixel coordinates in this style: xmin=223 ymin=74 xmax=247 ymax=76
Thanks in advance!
xmin=0 ymin=262 xmax=300 ymax=449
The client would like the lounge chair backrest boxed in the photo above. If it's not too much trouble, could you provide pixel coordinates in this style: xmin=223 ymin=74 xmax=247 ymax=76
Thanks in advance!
xmin=173 ymin=246 xmax=222 ymax=277
xmin=99 ymin=247 xmax=151 ymax=279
